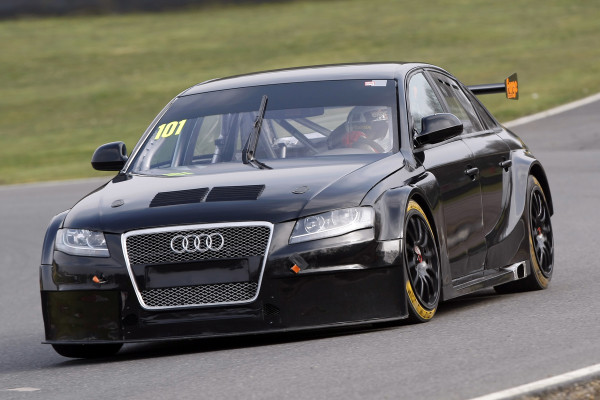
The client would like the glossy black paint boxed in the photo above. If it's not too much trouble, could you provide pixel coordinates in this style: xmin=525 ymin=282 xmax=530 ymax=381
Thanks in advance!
xmin=91 ymin=141 xmax=128 ymax=171
xmin=415 ymin=113 xmax=463 ymax=145
xmin=40 ymin=63 xmax=553 ymax=347
xmin=64 ymin=155 xmax=395 ymax=232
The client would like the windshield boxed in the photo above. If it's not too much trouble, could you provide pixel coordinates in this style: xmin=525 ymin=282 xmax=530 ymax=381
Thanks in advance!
xmin=129 ymin=79 xmax=398 ymax=175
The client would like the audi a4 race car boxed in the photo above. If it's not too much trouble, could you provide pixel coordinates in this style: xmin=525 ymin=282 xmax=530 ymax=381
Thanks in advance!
xmin=40 ymin=63 xmax=554 ymax=358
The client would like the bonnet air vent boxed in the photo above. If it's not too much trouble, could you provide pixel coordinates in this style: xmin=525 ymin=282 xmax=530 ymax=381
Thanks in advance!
xmin=206 ymin=185 xmax=265 ymax=202
xmin=150 ymin=188 xmax=209 ymax=207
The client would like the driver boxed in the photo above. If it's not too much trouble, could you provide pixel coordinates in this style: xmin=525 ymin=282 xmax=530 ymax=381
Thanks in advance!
xmin=328 ymin=106 xmax=391 ymax=152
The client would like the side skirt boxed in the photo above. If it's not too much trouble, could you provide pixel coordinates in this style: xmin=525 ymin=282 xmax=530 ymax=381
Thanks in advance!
xmin=448 ymin=262 xmax=527 ymax=298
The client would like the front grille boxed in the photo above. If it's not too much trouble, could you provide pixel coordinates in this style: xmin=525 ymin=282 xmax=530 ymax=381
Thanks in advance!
xmin=141 ymin=282 xmax=258 ymax=308
xmin=125 ymin=225 xmax=271 ymax=265
xmin=123 ymin=223 xmax=272 ymax=310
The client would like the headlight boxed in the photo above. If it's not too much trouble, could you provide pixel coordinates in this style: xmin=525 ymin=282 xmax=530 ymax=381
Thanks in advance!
xmin=289 ymin=207 xmax=374 ymax=244
xmin=55 ymin=228 xmax=110 ymax=257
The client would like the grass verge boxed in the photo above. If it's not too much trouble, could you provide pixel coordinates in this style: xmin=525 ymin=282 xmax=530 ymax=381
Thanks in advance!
xmin=1 ymin=0 xmax=599 ymax=184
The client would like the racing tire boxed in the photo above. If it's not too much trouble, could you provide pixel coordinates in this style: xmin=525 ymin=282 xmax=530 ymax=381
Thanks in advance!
xmin=52 ymin=343 xmax=123 ymax=359
xmin=403 ymin=200 xmax=441 ymax=322
xmin=495 ymin=175 xmax=554 ymax=293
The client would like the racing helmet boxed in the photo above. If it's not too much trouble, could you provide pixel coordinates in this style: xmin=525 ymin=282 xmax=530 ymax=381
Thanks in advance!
xmin=345 ymin=106 xmax=390 ymax=140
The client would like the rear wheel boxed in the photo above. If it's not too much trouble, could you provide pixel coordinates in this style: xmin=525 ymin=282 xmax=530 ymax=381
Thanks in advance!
xmin=403 ymin=200 xmax=441 ymax=322
xmin=52 ymin=343 xmax=123 ymax=359
xmin=495 ymin=175 xmax=553 ymax=293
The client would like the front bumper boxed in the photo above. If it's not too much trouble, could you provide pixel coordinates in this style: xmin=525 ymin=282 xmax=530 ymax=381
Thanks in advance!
xmin=41 ymin=224 xmax=407 ymax=344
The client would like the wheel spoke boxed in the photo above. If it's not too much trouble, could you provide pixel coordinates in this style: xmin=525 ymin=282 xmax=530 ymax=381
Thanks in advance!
xmin=405 ymin=207 xmax=441 ymax=314
xmin=537 ymin=248 xmax=544 ymax=267
xmin=535 ymin=193 xmax=543 ymax=219
xmin=423 ymin=274 xmax=434 ymax=295
xmin=425 ymin=265 xmax=437 ymax=281
xmin=542 ymin=246 xmax=552 ymax=271
xmin=415 ymin=219 xmax=424 ymax=246
xmin=419 ymin=222 xmax=429 ymax=248
xmin=538 ymin=205 xmax=546 ymax=223
xmin=415 ymin=276 xmax=424 ymax=299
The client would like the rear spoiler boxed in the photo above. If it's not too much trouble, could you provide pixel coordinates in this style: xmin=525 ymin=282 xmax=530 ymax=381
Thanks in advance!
xmin=468 ymin=73 xmax=518 ymax=100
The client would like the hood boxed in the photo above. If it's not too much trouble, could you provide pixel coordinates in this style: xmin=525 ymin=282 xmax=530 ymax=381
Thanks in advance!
xmin=63 ymin=155 xmax=404 ymax=233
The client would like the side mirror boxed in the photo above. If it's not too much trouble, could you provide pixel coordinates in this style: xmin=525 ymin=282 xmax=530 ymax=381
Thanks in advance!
xmin=91 ymin=142 xmax=128 ymax=171
xmin=414 ymin=113 xmax=463 ymax=146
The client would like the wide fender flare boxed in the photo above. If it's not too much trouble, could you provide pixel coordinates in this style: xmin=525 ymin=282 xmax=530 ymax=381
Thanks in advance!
xmin=529 ymin=160 xmax=554 ymax=216
xmin=509 ymin=151 xmax=554 ymax=230
xmin=371 ymin=172 xmax=451 ymax=291
xmin=501 ymin=151 xmax=553 ymax=267
xmin=40 ymin=210 xmax=69 ymax=266
xmin=372 ymin=173 xmax=442 ymax=241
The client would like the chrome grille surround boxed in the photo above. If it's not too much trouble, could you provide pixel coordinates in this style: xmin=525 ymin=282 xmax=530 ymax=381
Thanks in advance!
xmin=122 ymin=222 xmax=273 ymax=310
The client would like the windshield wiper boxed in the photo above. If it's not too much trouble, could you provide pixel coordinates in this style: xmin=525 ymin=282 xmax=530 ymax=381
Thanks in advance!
xmin=242 ymin=95 xmax=271 ymax=170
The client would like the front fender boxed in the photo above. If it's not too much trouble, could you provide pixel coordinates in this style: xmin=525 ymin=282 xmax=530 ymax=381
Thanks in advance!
xmin=41 ymin=210 xmax=69 ymax=266
xmin=373 ymin=186 xmax=414 ymax=242
xmin=372 ymin=172 xmax=441 ymax=240
xmin=40 ymin=210 xmax=69 ymax=291
xmin=371 ymin=172 xmax=452 ymax=293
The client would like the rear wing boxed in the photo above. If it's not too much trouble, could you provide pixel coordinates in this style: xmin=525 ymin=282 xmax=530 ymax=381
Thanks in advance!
xmin=468 ymin=73 xmax=518 ymax=100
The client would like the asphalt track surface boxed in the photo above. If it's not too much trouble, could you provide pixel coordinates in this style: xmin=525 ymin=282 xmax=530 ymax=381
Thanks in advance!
xmin=1 ymin=99 xmax=600 ymax=399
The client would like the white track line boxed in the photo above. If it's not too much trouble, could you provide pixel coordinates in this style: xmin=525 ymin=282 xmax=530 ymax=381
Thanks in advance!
xmin=468 ymin=363 xmax=600 ymax=400
xmin=504 ymin=92 xmax=600 ymax=128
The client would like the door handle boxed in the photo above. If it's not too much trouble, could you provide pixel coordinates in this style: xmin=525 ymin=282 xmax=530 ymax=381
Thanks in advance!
xmin=499 ymin=160 xmax=512 ymax=171
xmin=465 ymin=167 xmax=479 ymax=180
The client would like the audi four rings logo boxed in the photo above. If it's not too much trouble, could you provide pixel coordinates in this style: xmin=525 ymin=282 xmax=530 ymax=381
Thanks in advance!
xmin=170 ymin=233 xmax=225 ymax=253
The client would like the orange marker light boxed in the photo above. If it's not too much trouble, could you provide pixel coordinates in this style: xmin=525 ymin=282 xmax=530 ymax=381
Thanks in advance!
xmin=505 ymin=73 xmax=518 ymax=100
xmin=92 ymin=276 xmax=101 ymax=284
xmin=291 ymin=265 xmax=301 ymax=274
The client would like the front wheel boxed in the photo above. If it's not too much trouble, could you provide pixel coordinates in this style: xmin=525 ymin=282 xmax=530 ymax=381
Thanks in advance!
xmin=403 ymin=200 xmax=441 ymax=322
xmin=52 ymin=343 xmax=123 ymax=359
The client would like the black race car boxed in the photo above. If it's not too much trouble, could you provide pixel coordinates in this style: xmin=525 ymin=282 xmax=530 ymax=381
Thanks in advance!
xmin=40 ymin=63 xmax=554 ymax=358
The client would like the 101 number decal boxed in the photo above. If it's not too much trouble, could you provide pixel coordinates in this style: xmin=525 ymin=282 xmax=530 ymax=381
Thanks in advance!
xmin=154 ymin=119 xmax=187 ymax=140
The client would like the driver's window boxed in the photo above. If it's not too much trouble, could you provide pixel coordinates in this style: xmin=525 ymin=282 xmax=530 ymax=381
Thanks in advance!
xmin=430 ymin=72 xmax=482 ymax=134
xmin=408 ymin=73 xmax=444 ymax=134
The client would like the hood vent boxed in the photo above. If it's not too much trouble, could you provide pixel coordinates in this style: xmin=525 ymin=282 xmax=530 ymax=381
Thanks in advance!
xmin=150 ymin=188 xmax=209 ymax=207
xmin=206 ymin=185 xmax=265 ymax=202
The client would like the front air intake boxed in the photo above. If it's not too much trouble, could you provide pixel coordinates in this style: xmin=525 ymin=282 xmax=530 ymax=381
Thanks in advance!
xmin=150 ymin=188 xmax=209 ymax=207
xmin=205 ymin=185 xmax=265 ymax=202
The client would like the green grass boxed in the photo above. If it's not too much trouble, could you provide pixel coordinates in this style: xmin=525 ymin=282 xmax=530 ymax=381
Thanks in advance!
xmin=1 ymin=0 xmax=599 ymax=184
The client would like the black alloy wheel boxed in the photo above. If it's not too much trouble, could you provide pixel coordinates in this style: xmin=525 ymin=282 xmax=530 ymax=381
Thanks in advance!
xmin=404 ymin=200 xmax=440 ymax=322
xmin=530 ymin=181 xmax=553 ymax=279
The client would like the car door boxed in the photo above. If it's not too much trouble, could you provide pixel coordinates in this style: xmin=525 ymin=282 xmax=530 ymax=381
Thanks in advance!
xmin=429 ymin=71 xmax=512 ymax=271
xmin=407 ymin=71 xmax=485 ymax=279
